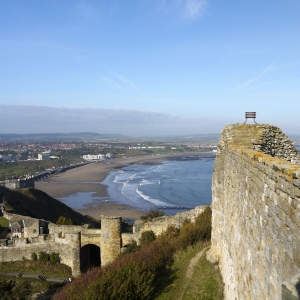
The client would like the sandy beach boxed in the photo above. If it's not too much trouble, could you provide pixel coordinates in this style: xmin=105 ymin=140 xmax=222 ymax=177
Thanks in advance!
xmin=35 ymin=154 xmax=183 ymax=220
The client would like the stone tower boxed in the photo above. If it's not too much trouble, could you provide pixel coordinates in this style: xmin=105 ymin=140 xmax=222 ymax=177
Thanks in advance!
xmin=100 ymin=215 xmax=122 ymax=266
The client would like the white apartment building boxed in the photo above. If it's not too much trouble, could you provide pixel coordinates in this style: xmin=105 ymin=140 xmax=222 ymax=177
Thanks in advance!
xmin=82 ymin=154 xmax=106 ymax=161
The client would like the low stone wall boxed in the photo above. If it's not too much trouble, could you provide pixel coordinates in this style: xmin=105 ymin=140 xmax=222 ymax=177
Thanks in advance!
xmin=208 ymin=124 xmax=300 ymax=300
xmin=133 ymin=205 xmax=208 ymax=243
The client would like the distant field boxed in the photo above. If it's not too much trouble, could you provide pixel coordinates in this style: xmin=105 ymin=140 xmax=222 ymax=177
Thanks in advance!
xmin=0 ymin=156 xmax=82 ymax=181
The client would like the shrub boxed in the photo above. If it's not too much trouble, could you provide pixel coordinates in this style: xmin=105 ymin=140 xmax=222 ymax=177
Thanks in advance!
xmin=38 ymin=251 xmax=50 ymax=262
xmin=0 ymin=279 xmax=15 ymax=292
xmin=119 ymin=240 xmax=140 ymax=258
xmin=31 ymin=252 xmax=37 ymax=261
xmin=158 ymin=225 xmax=180 ymax=240
xmin=140 ymin=230 xmax=156 ymax=246
xmin=50 ymin=252 xmax=61 ymax=264
xmin=56 ymin=216 xmax=73 ymax=225
xmin=11 ymin=280 xmax=32 ymax=300
xmin=178 ymin=206 xmax=212 ymax=248
xmin=140 ymin=209 xmax=165 ymax=222
xmin=0 ymin=279 xmax=32 ymax=300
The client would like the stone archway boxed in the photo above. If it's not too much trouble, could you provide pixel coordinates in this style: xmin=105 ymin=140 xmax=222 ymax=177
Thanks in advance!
xmin=80 ymin=244 xmax=101 ymax=272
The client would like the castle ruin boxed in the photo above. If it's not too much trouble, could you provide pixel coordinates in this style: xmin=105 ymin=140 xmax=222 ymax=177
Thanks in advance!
xmin=207 ymin=124 xmax=300 ymax=300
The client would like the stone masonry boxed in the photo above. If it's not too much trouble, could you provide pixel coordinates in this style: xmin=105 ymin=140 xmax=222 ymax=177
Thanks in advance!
xmin=207 ymin=124 xmax=300 ymax=300
xmin=0 ymin=205 xmax=206 ymax=277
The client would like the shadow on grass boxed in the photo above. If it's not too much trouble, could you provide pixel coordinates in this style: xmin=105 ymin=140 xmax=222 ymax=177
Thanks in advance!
xmin=152 ymin=266 xmax=179 ymax=298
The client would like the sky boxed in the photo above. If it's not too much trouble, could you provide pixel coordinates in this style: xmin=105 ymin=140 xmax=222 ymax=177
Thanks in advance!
xmin=1 ymin=0 xmax=300 ymax=136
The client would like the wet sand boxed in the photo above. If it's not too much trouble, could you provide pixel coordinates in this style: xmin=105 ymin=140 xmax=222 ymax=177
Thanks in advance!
xmin=35 ymin=154 xmax=181 ymax=220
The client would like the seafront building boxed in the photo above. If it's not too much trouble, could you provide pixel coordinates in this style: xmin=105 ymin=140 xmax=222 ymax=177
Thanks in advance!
xmin=82 ymin=154 xmax=106 ymax=161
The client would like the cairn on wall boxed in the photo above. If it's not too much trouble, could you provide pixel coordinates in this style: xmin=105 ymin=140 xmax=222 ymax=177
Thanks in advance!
xmin=207 ymin=124 xmax=300 ymax=300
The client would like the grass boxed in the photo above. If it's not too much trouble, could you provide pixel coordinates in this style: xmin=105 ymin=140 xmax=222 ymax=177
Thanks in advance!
xmin=0 ymin=260 xmax=71 ymax=298
xmin=0 ymin=260 xmax=72 ymax=278
xmin=155 ymin=242 xmax=223 ymax=300
xmin=0 ymin=275 xmax=65 ymax=298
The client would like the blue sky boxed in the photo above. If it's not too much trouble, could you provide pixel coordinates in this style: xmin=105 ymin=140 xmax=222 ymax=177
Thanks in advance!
xmin=1 ymin=0 xmax=300 ymax=136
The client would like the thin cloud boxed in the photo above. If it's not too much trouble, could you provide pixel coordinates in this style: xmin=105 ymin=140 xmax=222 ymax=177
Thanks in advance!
xmin=149 ymin=0 xmax=208 ymax=20
xmin=102 ymin=72 xmax=138 ymax=90
xmin=116 ymin=74 xmax=138 ymax=90
xmin=232 ymin=77 xmax=287 ymax=95
xmin=183 ymin=0 xmax=207 ymax=19
xmin=232 ymin=63 xmax=275 ymax=92
xmin=101 ymin=76 xmax=122 ymax=90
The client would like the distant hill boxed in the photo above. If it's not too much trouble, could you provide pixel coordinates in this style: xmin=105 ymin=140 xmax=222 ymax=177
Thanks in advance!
xmin=0 ymin=187 xmax=100 ymax=227
xmin=0 ymin=132 xmax=126 ymax=142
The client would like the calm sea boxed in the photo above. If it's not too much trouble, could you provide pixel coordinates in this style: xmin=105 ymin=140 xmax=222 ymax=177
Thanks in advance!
xmin=102 ymin=156 xmax=215 ymax=215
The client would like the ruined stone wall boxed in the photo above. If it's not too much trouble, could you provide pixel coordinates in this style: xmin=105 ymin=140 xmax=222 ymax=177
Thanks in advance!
xmin=0 ymin=232 xmax=81 ymax=276
xmin=207 ymin=124 xmax=300 ymax=300
xmin=133 ymin=205 xmax=208 ymax=243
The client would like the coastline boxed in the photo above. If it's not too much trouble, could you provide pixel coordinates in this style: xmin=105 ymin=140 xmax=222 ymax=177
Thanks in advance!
xmin=35 ymin=154 xmax=200 ymax=220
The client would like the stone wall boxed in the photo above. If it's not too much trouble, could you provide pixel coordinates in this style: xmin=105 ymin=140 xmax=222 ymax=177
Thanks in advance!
xmin=0 ymin=232 xmax=81 ymax=276
xmin=207 ymin=124 xmax=300 ymax=300
xmin=0 ymin=204 xmax=209 ymax=277
xmin=133 ymin=205 xmax=208 ymax=243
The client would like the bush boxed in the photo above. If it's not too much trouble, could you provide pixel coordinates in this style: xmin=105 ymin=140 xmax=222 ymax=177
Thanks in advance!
xmin=140 ymin=230 xmax=156 ymax=246
xmin=50 ymin=252 xmax=61 ymax=264
xmin=178 ymin=206 xmax=212 ymax=248
xmin=0 ymin=279 xmax=15 ymax=292
xmin=140 ymin=209 xmax=165 ymax=222
xmin=31 ymin=252 xmax=37 ymax=261
xmin=0 ymin=279 xmax=32 ymax=300
xmin=56 ymin=216 xmax=73 ymax=225
xmin=11 ymin=280 xmax=32 ymax=300
xmin=119 ymin=240 xmax=140 ymax=258
xmin=38 ymin=251 xmax=49 ymax=262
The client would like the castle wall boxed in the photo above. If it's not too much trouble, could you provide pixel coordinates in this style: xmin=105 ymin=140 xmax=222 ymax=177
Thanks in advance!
xmin=133 ymin=205 xmax=208 ymax=242
xmin=208 ymin=124 xmax=300 ymax=300
xmin=0 ymin=232 xmax=81 ymax=276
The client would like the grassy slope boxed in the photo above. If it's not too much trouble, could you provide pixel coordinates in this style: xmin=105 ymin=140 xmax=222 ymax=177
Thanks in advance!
xmin=155 ymin=242 xmax=223 ymax=300
xmin=0 ymin=187 xmax=99 ymax=226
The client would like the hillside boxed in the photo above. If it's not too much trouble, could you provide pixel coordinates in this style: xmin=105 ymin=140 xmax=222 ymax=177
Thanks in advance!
xmin=0 ymin=187 xmax=99 ymax=226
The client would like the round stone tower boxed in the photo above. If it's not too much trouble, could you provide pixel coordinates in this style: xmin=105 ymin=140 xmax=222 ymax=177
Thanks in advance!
xmin=100 ymin=215 xmax=122 ymax=266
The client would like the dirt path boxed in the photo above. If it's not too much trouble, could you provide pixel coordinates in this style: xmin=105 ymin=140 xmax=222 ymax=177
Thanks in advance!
xmin=179 ymin=246 xmax=210 ymax=300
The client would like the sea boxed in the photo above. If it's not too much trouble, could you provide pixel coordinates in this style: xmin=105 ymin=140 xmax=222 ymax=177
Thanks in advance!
xmin=102 ymin=155 xmax=215 ymax=215
xmin=58 ymin=155 xmax=215 ymax=216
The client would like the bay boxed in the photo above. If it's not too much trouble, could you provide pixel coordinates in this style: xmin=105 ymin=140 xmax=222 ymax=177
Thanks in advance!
xmin=102 ymin=156 xmax=215 ymax=215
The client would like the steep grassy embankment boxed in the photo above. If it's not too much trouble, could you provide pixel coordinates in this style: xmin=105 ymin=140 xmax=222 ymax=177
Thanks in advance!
xmin=0 ymin=187 xmax=99 ymax=226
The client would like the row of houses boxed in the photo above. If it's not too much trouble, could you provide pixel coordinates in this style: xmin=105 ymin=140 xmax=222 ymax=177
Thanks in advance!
xmin=82 ymin=153 xmax=114 ymax=161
